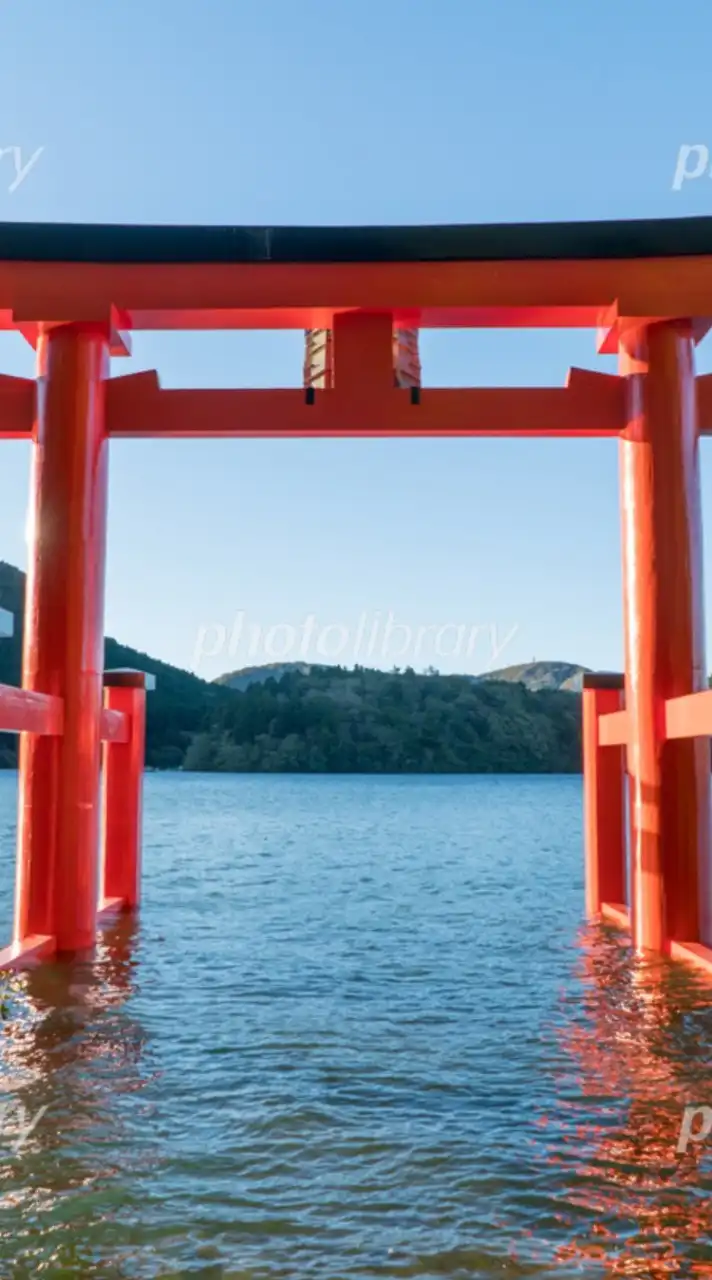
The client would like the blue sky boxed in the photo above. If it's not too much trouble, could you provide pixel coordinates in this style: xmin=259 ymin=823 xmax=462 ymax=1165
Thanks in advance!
xmin=1 ymin=0 xmax=712 ymax=679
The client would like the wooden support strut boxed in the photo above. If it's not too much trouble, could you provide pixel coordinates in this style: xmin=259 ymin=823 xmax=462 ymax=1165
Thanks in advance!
xmin=100 ymin=669 xmax=154 ymax=919
xmin=582 ymin=673 xmax=627 ymax=919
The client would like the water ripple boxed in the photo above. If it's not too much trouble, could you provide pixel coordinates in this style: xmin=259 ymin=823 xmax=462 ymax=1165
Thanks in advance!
xmin=0 ymin=773 xmax=710 ymax=1276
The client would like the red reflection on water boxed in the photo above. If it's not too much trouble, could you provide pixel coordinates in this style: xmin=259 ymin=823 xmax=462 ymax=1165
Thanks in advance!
xmin=0 ymin=920 xmax=154 ymax=1273
xmin=0 ymin=918 xmax=150 ymax=1184
xmin=536 ymin=926 xmax=712 ymax=1276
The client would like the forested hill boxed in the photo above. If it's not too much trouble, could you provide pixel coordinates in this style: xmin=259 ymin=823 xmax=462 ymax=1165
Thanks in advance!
xmin=0 ymin=561 xmax=582 ymax=773
xmin=186 ymin=664 xmax=582 ymax=773
xmin=0 ymin=561 xmax=236 ymax=769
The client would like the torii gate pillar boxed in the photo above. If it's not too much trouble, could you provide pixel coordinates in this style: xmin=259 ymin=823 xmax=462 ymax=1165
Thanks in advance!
xmin=619 ymin=320 xmax=712 ymax=953
xmin=15 ymin=323 xmax=110 ymax=954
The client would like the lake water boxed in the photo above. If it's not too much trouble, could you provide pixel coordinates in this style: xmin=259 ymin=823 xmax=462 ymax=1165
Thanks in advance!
xmin=0 ymin=772 xmax=712 ymax=1278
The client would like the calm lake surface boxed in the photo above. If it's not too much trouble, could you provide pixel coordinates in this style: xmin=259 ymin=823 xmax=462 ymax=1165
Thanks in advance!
xmin=0 ymin=772 xmax=712 ymax=1278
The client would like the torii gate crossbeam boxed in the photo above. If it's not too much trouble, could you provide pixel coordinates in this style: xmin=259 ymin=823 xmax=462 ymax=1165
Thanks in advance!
xmin=1 ymin=216 xmax=712 ymax=976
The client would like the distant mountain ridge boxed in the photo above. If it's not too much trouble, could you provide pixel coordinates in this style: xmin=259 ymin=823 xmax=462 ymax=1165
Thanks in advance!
xmin=215 ymin=661 xmax=318 ymax=692
xmin=214 ymin=659 xmax=589 ymax=693
xmin=475 ymin=661 xmax=589 ymax=693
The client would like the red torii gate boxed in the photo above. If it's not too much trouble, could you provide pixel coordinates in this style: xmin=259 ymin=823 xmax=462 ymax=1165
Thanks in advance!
xmin=1 ymin=216 xmax=712 ymax=973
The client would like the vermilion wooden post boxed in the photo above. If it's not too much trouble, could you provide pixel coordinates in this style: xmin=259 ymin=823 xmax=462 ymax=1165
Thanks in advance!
xmin=582 ymin=674 xmax=627 ymax=916
xmin=619 ymin=321 xmax=712 ymax=952
xmin=101 ymin=671 xmax=151 ymax=911
xmin=15 ymin=323 xmax=110 ymax=953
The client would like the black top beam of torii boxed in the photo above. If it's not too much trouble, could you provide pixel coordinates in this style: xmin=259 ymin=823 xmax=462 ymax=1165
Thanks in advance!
xmin=1 ymin=214 xmax=712 ymax=263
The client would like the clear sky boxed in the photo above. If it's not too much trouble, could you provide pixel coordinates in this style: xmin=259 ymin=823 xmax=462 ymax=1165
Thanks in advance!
xmin=1 ymin=0 xmax=712 ymax=680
